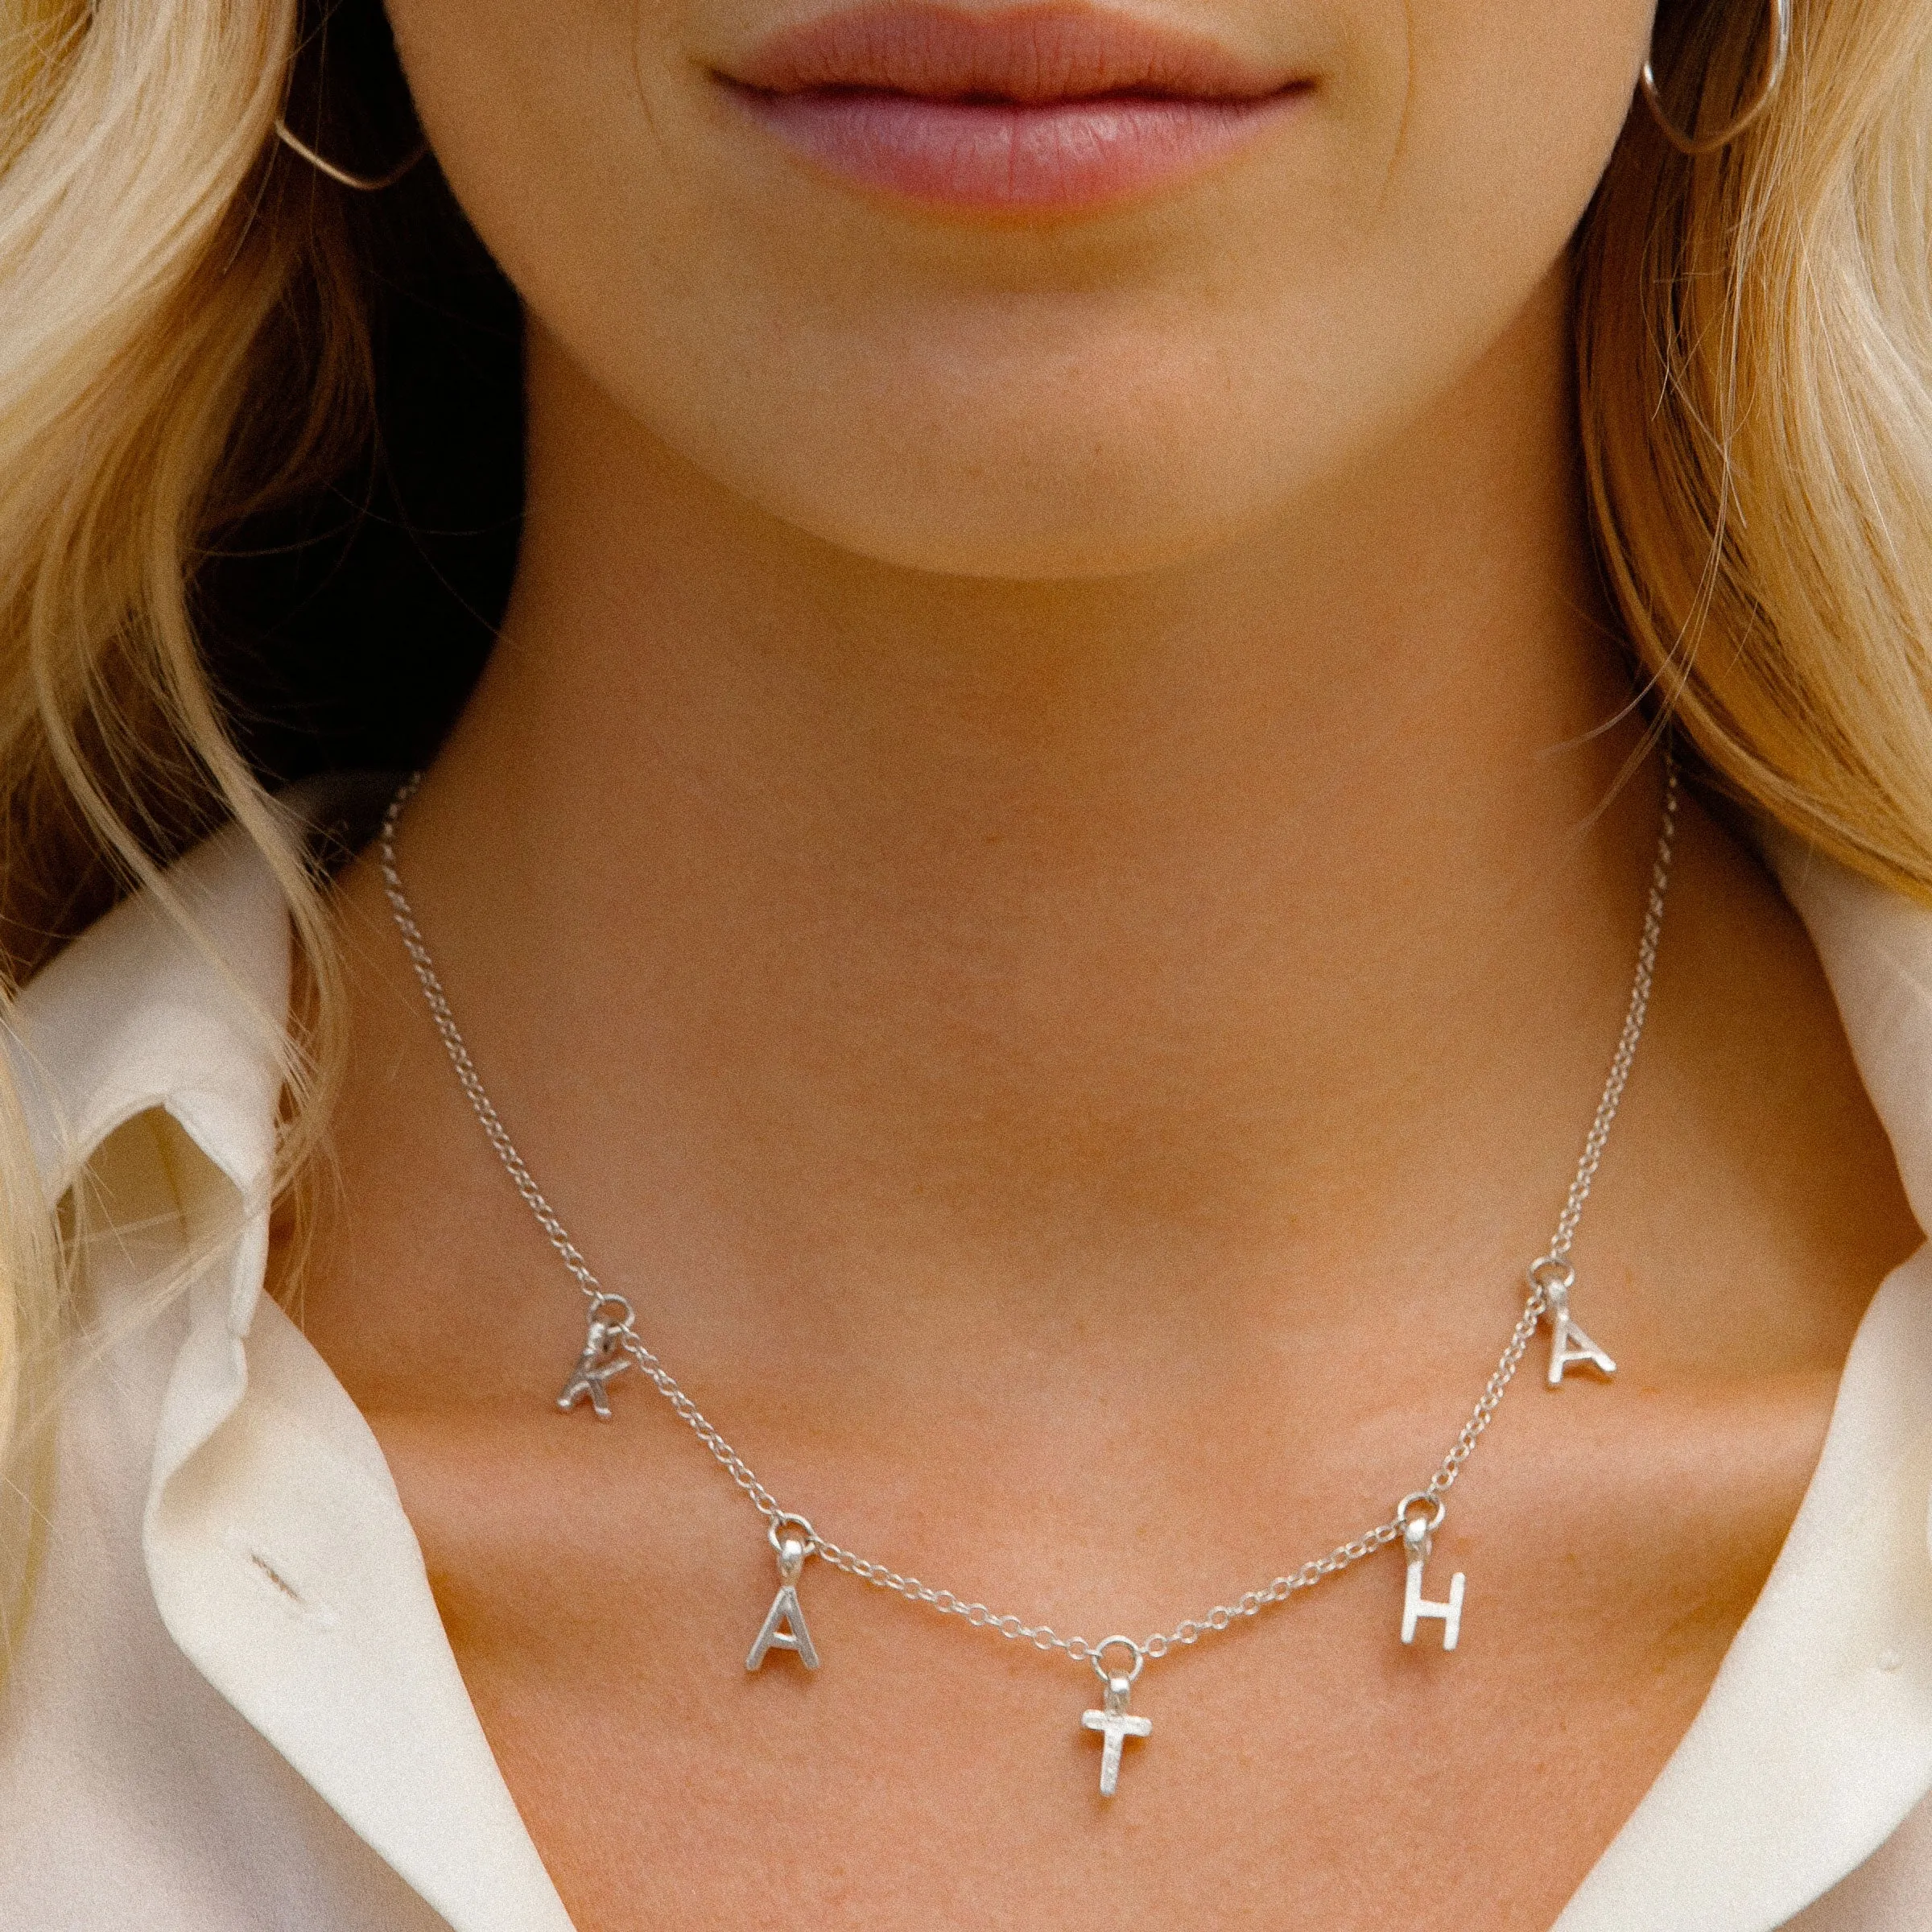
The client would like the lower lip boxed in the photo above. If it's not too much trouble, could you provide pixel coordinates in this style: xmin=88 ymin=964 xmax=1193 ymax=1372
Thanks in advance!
xmin=732 ymin=88 xmax=1303 ymax=213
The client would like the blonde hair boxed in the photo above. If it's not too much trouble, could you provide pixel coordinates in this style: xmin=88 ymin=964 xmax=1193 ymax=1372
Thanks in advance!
xmin=0 ymin=0 xmax=1928 ymax=1642
xmin=0 ymin=0 xmax=349 ymax=1643
xmin=1581 ymin=0 xmax=1932 ymax=898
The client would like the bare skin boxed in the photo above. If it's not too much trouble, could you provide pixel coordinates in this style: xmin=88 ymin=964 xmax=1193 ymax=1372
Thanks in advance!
xmin=291 ymin=0 xmax=1920 ymax=1924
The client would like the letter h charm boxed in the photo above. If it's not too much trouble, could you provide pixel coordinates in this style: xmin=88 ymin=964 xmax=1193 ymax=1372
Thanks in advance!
xmin=1399 ymin=1503 xmax=1464 ymax=1652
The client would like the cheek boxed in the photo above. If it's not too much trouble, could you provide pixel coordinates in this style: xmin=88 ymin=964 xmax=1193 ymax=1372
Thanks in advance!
xmin=386 ymin=0 xmax=1655 ymax=578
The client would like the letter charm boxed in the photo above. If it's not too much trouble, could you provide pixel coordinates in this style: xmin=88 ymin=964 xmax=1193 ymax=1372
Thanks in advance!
xmin=1538 ymin=1262 xmax=1616 ymax=1387
xmin=1081 ymin=1673 xmax=1152 ymax=1798
xmin=747 ymin=1522 xmax=820 ymax=1671
xmin=557 ymin=1315 xmax=633 ymax=1419
xmin=1399 ymin=1502 xmax=1464 ymax=1651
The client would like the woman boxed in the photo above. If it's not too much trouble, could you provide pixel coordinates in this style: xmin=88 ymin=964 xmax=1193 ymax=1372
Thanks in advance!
xmin=1 ymin=0 xmax=1930 ymax=1923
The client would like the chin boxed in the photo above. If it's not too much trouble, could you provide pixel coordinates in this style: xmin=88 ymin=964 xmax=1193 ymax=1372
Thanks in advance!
xmin=795 ymin=497 xmax=1275 ymax=581
xmin=663 ymin=357 xmax=1336 ymax=581
xmin=752 ymin=445 xmax=1295 ymax=580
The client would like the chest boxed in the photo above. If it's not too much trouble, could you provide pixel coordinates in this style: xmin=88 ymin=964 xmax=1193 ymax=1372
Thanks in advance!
xmin=383 ymin=1387 xmax=1830 ymax=1932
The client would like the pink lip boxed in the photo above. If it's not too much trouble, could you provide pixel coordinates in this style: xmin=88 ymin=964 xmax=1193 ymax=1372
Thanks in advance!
xmin=720 ymin=3 xmax=1310 ymax=213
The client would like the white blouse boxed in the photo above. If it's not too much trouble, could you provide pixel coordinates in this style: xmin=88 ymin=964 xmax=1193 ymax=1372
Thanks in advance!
xmin=2 ymin=809 xmax=1932 ymax=1930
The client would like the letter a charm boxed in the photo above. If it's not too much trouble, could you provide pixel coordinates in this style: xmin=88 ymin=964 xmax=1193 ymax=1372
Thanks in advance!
xmin=1398 ymin=1499 xmax=1464 ymax=1651
xmin=1535 ymin=1261 xmax=1616 ymax=1387
xmin=747 ymin=1521 xmax=819 ymax=1672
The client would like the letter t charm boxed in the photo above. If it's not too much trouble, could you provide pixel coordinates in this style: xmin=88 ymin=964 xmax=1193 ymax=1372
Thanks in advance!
xmin=1082 ymin=1674 xmax=1152 ymax=1797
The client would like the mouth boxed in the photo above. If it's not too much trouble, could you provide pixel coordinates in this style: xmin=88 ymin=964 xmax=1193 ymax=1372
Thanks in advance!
xmin=717 ymin=2 xmax=1313 ymax=215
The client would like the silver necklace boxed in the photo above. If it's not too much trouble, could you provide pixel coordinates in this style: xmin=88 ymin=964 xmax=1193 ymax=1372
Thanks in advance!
xmin=378 ymin=753 xmax=1678 ymax=1798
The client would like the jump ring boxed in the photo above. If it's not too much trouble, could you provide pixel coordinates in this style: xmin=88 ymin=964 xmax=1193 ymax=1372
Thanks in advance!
xmin=1396 ymin=1490 xmax=1447 ymax=1534
xmin=1525 ymin=1257 xmax=1575 ymax=1297
xmin=766 ymin=1512 xmax=817 ymax=1556
xmin=1090 ymin=1635 xmax=1146 ymax=1685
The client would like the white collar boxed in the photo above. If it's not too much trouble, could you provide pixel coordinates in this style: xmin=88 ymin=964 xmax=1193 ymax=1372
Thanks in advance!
xmin=13 ymin=807 xmax=576 ymax=1932
xmin=12 ymin=803 xmax=1932 ymax=1930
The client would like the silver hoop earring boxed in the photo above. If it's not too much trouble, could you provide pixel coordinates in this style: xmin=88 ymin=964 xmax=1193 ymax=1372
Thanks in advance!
xmin=274 ymin=114 xmax=428 ymax=192
xmin=1640 ymin=0 xmax=1792 ymax=155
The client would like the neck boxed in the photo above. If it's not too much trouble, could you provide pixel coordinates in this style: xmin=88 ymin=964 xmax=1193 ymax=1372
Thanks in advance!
xmin=394 ymin=262 xmax=1657 ymax=1335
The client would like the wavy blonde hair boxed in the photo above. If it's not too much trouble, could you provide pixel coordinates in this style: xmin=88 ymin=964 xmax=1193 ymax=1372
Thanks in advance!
xmin=0 ymin=0 xmax=1928 ymax=1647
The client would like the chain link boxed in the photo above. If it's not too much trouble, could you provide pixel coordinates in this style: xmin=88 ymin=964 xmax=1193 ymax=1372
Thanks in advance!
xmin=1543 ymin=759 xmax=1679 ymax=1265
xmin=378 ymin=750 xmax=1678 ymax=1671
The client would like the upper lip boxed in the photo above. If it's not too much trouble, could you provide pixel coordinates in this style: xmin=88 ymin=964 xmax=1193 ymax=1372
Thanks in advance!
xmin=722 ymin=2 xmax=1302 ymax=103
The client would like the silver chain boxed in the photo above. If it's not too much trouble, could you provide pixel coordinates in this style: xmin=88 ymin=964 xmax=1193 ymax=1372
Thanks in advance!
xmin=378 ymin=751 xmax=1678 ymax=1672
xmin=1545 ymin=778 xmax=1678 ymax=1265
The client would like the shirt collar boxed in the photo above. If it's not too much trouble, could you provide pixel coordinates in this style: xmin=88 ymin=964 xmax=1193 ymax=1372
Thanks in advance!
xmin=9 ymin=785 xmax=576 ymax=1932
xmin=10 ymin=813 xmax=288 ymax=1230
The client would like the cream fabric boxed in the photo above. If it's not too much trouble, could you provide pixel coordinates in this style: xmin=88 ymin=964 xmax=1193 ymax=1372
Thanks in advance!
xmin=1 ymin=811 xmax=1930 ymax=1930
